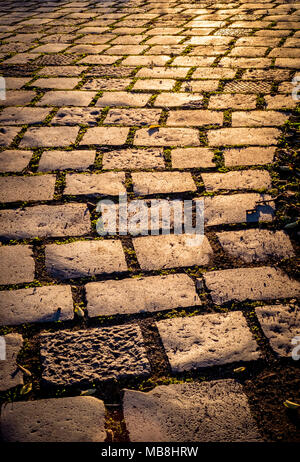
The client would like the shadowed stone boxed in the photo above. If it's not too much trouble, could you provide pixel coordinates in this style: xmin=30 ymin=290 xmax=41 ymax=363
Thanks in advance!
xmin=0 ymin=285 xmax=74 ymax=326
xmin=124 ymin=380 xmax=263 ymax=442
xmin=40 ymin=325 xmax=150 ymax=385
xmin=45 ymin=240 xmax=128 ymax=279
xmin=0 ymin=334 xmax=24 ymax=391
xmin=0 ymin=397 xmax=106 ymax=442
xmin=86 ymin=274 xmax=200 ymax=317
xmin=0 ymin=150 xmax=32 ymax=172
xmin=0 ymin=127 xmax=21 ymax=146
xmin=203 ymin=267 xmax=300 ymax=305
xmin=0 ymin=245 xmax=35 ymax=284
xmin=256 ymin=304 xmax=300 ymax=358
xmin=157 ymin=312 xmax=260 ymax=371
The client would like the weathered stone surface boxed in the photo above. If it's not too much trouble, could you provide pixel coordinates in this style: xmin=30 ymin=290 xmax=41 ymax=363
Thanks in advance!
xmin=64 ymin=172 xmax=126 ymax=196
xmin=33 ymin=77 xmax=80 ymax=89
xmin=0 ymin=150 xmax=33 ymax=173
xmin=0 ymin=107 xmax=51 ymax=125
xmin=86 ymin=274 xmax=200 ymax=317
xmin=171 ymin=147 xmax=215 ymax=168
xmin=134 ymin=128 xmax=200 ymax=146
xmin=104 ymin=108 xmax=162 ymax=126
xmin=224 ymin=147 xmax=275 ymax=166
xmin=81 ymin=78 xmax=131 ymax=91
xmin=153 ymin=92 xmax=203 ymax=108
xmin=132 ymin=172 xmax=197 ymax=195
xmin=20 ymin=127 xmax=79 ymax=147
xmin=0 ymin=334 xmax=24 ymax=391
xmin=202 ymin=170 xmax=272 ymax=191
xmin=232 ymin=111 xmax=289 ymax=127
xmin=124 ymin=380 xmax=263 ymax=442
xmin=216 ymin=229 xmax=295 ymax=263
xmin=256 ymin=304 xmax=300 ymax=358
xmin=133 ymin=235 xmax=213 ymax=270
xmin=209 ymin=94 xmax=257 ymax=109
xmin=132 ymin=79 xmax=176 ymax=91
xmin=0 ymin=285 xmax=74 ymax=326
xmin=0 ymin=175 xmax=56 ymax=203
xmin=38 ymin=150 xmax=96 ymax=171
xmin=45 ymin=240 xmax=128 ymax=279
xmin=200 ymin=193 xmax=275 ymax=226
xmin=0 ymin=245 xmax=35 ymax=285
xmin=203 ymin=267 xmax=300 ymax=305
xmin=102 ymin=148 xmax=164 ymax=170
xmin=37 ymin=91 xmax=96 ymax=107
xmin=0 ymin=397 xmax=106 ymax=442
xmin=0 ymin=204 xmax=91 ymax=239
xmin=80 ymin=127 xmax=129 ymax=145
xmin=51 ymin=107 xmax=102 ymax=125
xmin=207 ymin=128 xmax=280 ymax=146
xmin=157 ymin=311 xmax=260 ymax=371
xmin=0 ymin=127 xmax=21 ymax=146
xmin=96 ymin=92 xmax=150 ymax=107
xmin=167 ymin=110 xmax=223 ymax=126
xmin=40 ymin=325 xmax=150 ymax=385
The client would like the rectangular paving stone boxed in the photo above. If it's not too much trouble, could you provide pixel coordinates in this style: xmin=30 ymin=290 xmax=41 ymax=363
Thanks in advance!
xmin=171 ymin=147 xmax=215 ymax=168
xmin=0 ymin=397 xmax=106 ymax=442
xmin=0 ymin=127 xmax=22 ymax=147
xmin=64 ymin=172 xmax=126 ymax=196
xmin=0 ymin=285 xmax=74 ymax=326
xmin=122 ymin=55 xmax=170 ymax=66
xmin=1 ymin=91 xmax=36 ymax=106
xmin=219 ymin=57 xmax=271 ymax=68
xmin=199 ymin=193 xmax=275 ymax=227
xmin=171 ymin=56 xmax=215 ymax=67
xmin=133 ymin=235 xmax=213 ymax=270
xmin=157 ymin=311 xmax=260 ymax=371
xmin=51 ymin=107 xmax=102 ymax=126
xmin=207 ymin=128 xmax=281 ymax=146
xmin=40 ymin=324 xmax=150 ymax=385
xmin=132 ymin=79 xmax=176 ymax=91
xmin=45 ymin=240 xmax=128 ymax=279
xmin=167 ymin=110 xmax=223 ymax=126
xmin=0 ymin=203 xmax=91 ymax=239
xmin=96 ymin=92 xmax=150 ymax=107
xmin=256 ymin=304 xmax=300 ymax=358
xmin=80 ymin=127 xmax=129 ymax=145
xmin=0 ymin=245 xmax=35 ymax=285
xmin=81 ymin=78 xmax=131 ymax=91
xmin=192 ymin=67 xmax=236 ymax=79
xmin=0 ymin=107 xmax=51 ymax=125
xmin=0 ymin=175 xmax=56 ymax=203
xmin=135 ymin=67 xmax=190 ymax=79
xmin=33 ymin=77 xmax=81 ymax=89
xmin=223 ymin=147 xmax=276 ymax=166
xmin=0 ymin=334 xmax=24 ymax=391
xmin=123 ymin=379 xmax=263 ymax=442
xmin=86 ymin=273 xmax=201 ymax=317
xmin=37 ymin=90 xmax=97 ymax=106
xmin=104 ymin=109 xmax=162 ymax=126
xmin=201 ymin=170 xmax=272 ymax=191
xmin=102 ymin=148 xmax=164 ymax=170
xmin=153 ymin=93 xmax=203 ymax=108
xmin=203 ymin=267 xmax=300 ymax=305
xmin=132 ymin=172 xmax=196 ymax=195
xmin=217 ymin=229 xmax=295 ymax=264
xmin=134 ymin=128 xmax=200 ymax=146
xmin=232 ymin=111 xmax=289 ymax=127
xmin=209 ymin=94 xmax=257 ymax=109
xmin=20 ymin=127 xmax=79 ymax=147
xmin=0 ymin=150 xmax=33 ymax=172
xmin=38 ymin=150 xmax=96 ymax=171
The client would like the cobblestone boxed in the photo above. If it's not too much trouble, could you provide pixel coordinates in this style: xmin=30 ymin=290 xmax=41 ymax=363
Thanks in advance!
xmin=0 ymin=334 xmax=24 ymax=391
xmin=0 ymin=175 xmax=56 ymax=203
xmin=0 ymin=245 xmax=35 ymax=285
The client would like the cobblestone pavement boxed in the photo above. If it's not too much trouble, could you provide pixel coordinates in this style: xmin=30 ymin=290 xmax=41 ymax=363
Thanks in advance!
xmin=0 ymin=0 xmax=299 ymax=443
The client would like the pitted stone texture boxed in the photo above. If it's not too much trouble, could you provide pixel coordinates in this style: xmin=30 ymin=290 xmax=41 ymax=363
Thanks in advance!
xmin=0 ymin=334 xmax=24 ymax=391
xmin=87 ymin=66 xmax=136 ymax=78
xmin=208 ymin=94 xmax=257 ymax=110
xmin=37 ymin=91 xmax=97 ymax=107
xmin=154 ymin=93 xmax=203 ymax=108
xmin=224 ymin=147 xmax=275 ymax=167
xmin=38 ymin=150 xmax=96 ymax=171
xmin=86 ymin=274 xmax=200 ymax=317
xmin=40 ymin=325 xmax=150 ymax=386
xmin=124 ymin=380 xmax=263 ymax=442
xmin=81 ymin=78 xmax=131 ymax=91
xmin=171 ymin=148 xmax=215 ymax=168
xmin=256 ymin=304 xmax=300 ymax=358
xmin=0 ymin=127 xmax=21 ymax=146
xmin=223 ymin=80 xmax=272 ymax=94
xmin=232 ymin=111 xmax=289 ymax=127
xmin=203 ymin=267 xmax=300 ymax=305
xmin=51 ymin=108 xmax=102 ymax=126
xmin=133 ymin=235 xmax=213 ymax=270
xmin=0 ymin=397 xmax=106 ymax=442
xmin=102 ymin=148 xmax=164 ymax=170
xmin=167 ymin=110 xmax=223 ymax=126
xmin=20 ymin=127 xmax=79 ymax=148
xmin=0 ymin=150 xmax=33 ymax=173
xmin=0 ymin=204 xmax=91 ymax=239
xmin=0 ymin=285 xmax=74 ymax=326
xmin=208 ymin=128 xmax=280 ymax=146
xmin=64 ymin=172 xmax=126 ymax=196
xmin=0 ymin=175 xmax=56 ymax=203
xmin=132 ymin=172 xmax=196 ymax=195
xmin=157 ymin=311 xmax=260 ymax=372
xmin=216 ymin=229 xmax=295 ymax=264
xmin=104 ymin=109 xmax=162 ymax=126
xmin=45 ymin=240 xmax=128 ymax=279
xmin=80 ymin=127 xmax=129 ymax=145
xmin=0 ymin=107 xmax=51 ymax=125
xmin=0 ymin=245 xmax=35 ymax=285
xmin=202 ymin=171 xmax=272 ymax=191
xmin=96 ymin=92 xmax=150 ymax=108
xmin=200 ymin=193 xmax=275 ymax=226
xmin=134 ymin=128 xmax=200 ymax=146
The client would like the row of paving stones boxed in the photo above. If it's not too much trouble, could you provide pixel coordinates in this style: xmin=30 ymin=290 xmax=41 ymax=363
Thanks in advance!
xmin=1 ymin=267 xmax=299 ymax=325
